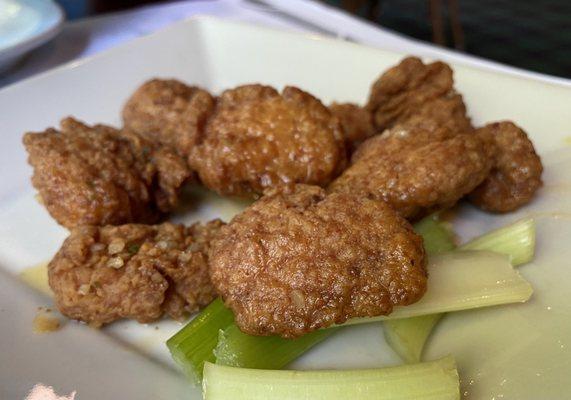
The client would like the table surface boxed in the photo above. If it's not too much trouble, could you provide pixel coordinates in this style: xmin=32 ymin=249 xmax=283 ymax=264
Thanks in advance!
xmin=1 ymin=0 xmax=570 ymax=90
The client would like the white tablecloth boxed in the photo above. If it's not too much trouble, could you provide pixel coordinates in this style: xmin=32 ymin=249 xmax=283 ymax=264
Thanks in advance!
xmin=1 ymin=0 xmax=570 ymax=89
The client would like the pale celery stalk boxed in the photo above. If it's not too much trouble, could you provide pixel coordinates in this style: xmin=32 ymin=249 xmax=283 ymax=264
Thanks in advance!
xmin=461 ymin=218 xmax=535 ymax=266
xmin=345 ymin=250 xmax=532 ymax=325
xmin=383 ymin=314 xmax=444 ymax=364
xmin=215 ymin=324 xmax=340 ymax=368
xmin=383 ymin=218 xmax=536 ymax=363
xmin=203 ymin=356 xmax=460 ymax=400
xmin=166 ymin=298 xmax=234 ymax=385
xmin=413 ymin=214 xmax=456 ymax=254
xmin=382 ymin=216 xmax=455 ymax=363
xmin=214 ymin=249 xmax=532 ymax=369
xmin=169 ymin=218 xmax=535 ymax=381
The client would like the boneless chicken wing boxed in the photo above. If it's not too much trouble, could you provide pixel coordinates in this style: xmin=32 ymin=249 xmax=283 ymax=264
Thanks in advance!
xmin=189 ymin=85 xmax=347 ymax=196
xmin=367 ymin=57 xmax=472 ymax=133
xmin=469 ymin=121 xmax=543 ymax=212
xmin=23 ymin=118 xmax=191 ymax=228
xmin=329 ymin=119 xmax=494 ymax=220
xmin=48 ymin=220 xmax=224 ymax=326
xmin=122 ymin=79 xmax=215 ymax=157
xmin=329 ymin=102 xmax=376 ymax=153
xmin=209 ymin=184 xmax=427 ymax=338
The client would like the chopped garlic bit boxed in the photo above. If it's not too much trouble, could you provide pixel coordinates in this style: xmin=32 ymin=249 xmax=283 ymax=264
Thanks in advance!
xmin=394 ymin=128 xmax=409 ymax=138
xmin=33 ymin=311 xmax=62 ymax=334
xmin=178 ymin=252 xmax=192 ymax=263
xmin=108 ymin=239 xmax=125 ymax=254
xmin=90 ymin=243 xmax=106 ymax=252
xmin=77 ymin=284 xmax=91 ymax=295
xmin=107 ymin=257 xmax=124 ymax=269
xmin=157 ymin=240 xmax=173 ymax=250
xmin=290 ymin=289 xmax=306 ymax=309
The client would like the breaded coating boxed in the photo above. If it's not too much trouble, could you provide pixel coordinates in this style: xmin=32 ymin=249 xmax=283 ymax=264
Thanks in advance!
xmin=48 ymin=220 xmax=224 ymax=326
xmin=23 ymin=118 xmax=191 ymax=228
xmin=329 ymin=119 xmax=494 ymax=220
xmin=367 ymin=57 xmax=472 ymax=133
xmin=190 ymin=85 xmax=347 ymax=197
xmin=209 ymin=184 xmax=427 ymax=338
xmin=329 ymin=102 xmax=376 ymax=153
xmin=469 ymin=121 xmax=543 ymax=212
xmin=122 ymin=79 xmax=215 ymax=157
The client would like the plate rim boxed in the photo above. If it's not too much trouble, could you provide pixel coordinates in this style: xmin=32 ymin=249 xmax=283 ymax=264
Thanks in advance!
xmin=1 ymin=15 xmax=570 ymax=96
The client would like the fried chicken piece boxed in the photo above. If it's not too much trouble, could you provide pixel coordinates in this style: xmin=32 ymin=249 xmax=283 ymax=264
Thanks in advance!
xmin=209 ymin=184 xmax=427 ymax=338
xmin=190 ymin=85 xmax=347 ymax=197
xmin=48 ymin=220 xmax=224 ymax=326
xmin=122 ymin=79 xmax=215 ymax=157
xmin=329 ymin=119 xmax=494 ymax=220
xmin=23 ymin=118 xmax=191 ymax=228
xmin=469 ymin=121 xmax=543 ymax=212
xmin=367 ymin=57 xmax=472 ymax=133
xmin=329 ymin=102 xmax=376 ymax=153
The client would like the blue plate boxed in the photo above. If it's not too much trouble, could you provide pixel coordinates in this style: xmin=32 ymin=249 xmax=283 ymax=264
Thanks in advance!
xmin=0 ymin=0 xmax=64 ymax=73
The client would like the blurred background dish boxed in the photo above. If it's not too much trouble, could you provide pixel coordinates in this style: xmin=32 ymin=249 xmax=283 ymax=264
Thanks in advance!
xmin=51 ymin=0 xmax=571 ymax=79
xmin=2 ymin=1 xmax=569 ymax=88
xmin=0 ymin=0 xmax=63 ymax=73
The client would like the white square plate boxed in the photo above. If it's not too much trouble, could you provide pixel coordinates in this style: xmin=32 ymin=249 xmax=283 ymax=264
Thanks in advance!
xmin=1 ymin=17 xmax=570 ymax=400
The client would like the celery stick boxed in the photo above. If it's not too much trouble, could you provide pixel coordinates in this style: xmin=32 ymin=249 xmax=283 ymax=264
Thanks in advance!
xmin=166 ymin=298 xmax=234 ymax=385
xmin=413 ymin=214 xmax=456 ymax=254
xmin=382 ymin=215 xmax=455 ymax=363
xmin=203 ymin=356 xmax=460 ymax=400
xmin=383 ymin=314 xmax=443 ymax=364
xmin=169 ymin=218 xmax=535 ymax=381
xmin=383 ymin=219 xmax=536 ymax=363
xmin=460 ymin=218 xmax=535 ymax=266
xmin=213 ymin=250 xmax=532 ymax=370
xmin=215 ymin=324 xmax=339 ymax=368
xmin=346 ymin=250 xmax=532 ymax=325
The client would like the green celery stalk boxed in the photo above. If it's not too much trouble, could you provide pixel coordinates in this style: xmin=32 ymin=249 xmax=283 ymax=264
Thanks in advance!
xmin=203 ymin=356 xmax=460 ymax=400
xmin=166 ymin=298 xmax=234 ymax=385
xmin=382 ymin=215 xmax=456 ymax=363
xmin=213 ymin=249 xmax=532 ymax=370
xmin=168 ymin=217 xmax=535 ymax=382
xmin=215 ymin=324 xmax=340 ymax=368
xmin=345 ymin=250 xmax=532 ymax=325
xmin=460 ymin=218 xmax=535 ymax=266
xmin=383 ymin=218 xmax=536 ymax=363
xmin=413 ymin=214 xmax=456 ymax=254
xmin=383 ymin=314 xmax=444 ymax=364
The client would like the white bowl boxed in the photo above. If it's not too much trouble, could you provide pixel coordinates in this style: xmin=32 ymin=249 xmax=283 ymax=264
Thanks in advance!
xmin=0 ymin=0 xmax=64 ymax=73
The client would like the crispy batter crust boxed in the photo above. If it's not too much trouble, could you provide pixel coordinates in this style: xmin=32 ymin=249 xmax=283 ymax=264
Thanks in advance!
xmin=190 ymin=85 xmax=347 ymax=196
xmin=48 ymin=220 xmax=224 ymax=325
xmin=122 ymin=79 xmax=215 ymax=157
xmin=209 ymin=184 xmax=427 ymax=338
xmin=329 ymin=102 xmax=376 ymax=153
xmin=329 ymin=119 xmax=494 ymax=219
xmin=23 ymin=118 xmax=191 ymax=228
xmin=367 ymin=57 xmax=472 ymax=133
xmin=469 ymin=121 xmax=543 ymax=212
